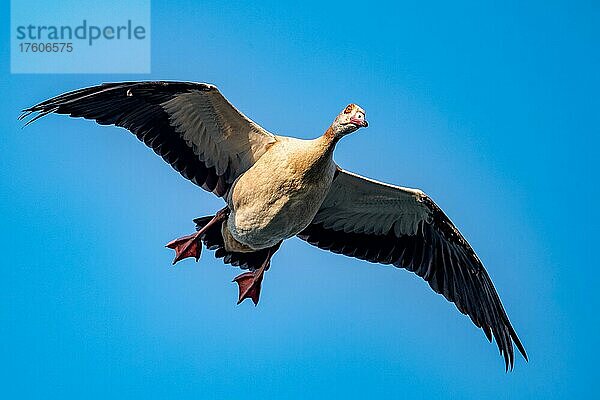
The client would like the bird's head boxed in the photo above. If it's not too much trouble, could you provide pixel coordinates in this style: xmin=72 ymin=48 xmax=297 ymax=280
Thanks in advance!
xmin=328 ymin=104 xmax=368 ymax=139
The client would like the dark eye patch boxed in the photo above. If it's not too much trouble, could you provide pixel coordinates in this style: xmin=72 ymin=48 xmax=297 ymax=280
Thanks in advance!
xmin=344 ymin=105 xmax=353 ymax=114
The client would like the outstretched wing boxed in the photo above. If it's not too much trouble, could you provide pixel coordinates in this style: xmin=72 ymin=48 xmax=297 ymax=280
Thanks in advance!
xmin=298 ymin=169 xmax=527 ymax=370
xmin=20 ymin=81 xmax=277 ymax=197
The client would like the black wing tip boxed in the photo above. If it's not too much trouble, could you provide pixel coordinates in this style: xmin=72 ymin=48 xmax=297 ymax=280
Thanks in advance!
xmin=19 ymin=107 xmax=56 ymax=126
xmin=508 ymin=323 xmax=529 ymax=363
xmin=484 ymin=316 xmax=528 ymax=371
xmin=498 ymin=304 xmax=528 ymax=369
xmin=489 ymin=319 xmax=528 ymax=371
xmin=18 ymin=109 xmax=33 ymax=122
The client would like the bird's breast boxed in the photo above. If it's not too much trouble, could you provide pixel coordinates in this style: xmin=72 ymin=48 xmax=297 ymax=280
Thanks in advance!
xmin=225 ymin=139 xmax=336 ymax=250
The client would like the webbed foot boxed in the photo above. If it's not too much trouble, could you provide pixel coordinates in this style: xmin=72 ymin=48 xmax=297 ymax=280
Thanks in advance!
xmin=166 ymin=207 xmax=229 ymax=265
xmin=232 ymin=245 xmax=278 ymax=305
xmin=233 ymin=271 xmax=264 ymax=306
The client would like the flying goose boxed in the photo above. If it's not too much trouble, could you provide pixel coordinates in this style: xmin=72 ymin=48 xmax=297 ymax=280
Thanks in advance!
xmin=20 ymin=81 xmax=527 ymax=369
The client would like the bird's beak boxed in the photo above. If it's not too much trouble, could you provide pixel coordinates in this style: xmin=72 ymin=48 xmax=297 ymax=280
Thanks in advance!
xmin=350 ymin=118 xmax=368 ymax=128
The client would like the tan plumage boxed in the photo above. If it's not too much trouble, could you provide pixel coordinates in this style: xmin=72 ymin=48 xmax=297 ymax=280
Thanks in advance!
xmin=225 ymin=135 xmax=337 ymax=251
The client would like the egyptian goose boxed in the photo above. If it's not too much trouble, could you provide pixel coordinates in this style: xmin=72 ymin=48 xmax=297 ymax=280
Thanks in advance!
xmin=20 ymin=81 xmax=527 ymax=369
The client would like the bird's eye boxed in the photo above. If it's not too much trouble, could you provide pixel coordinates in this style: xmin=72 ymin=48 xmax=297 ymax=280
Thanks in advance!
xmin=356 ymin=113 xmax=363 ymax=119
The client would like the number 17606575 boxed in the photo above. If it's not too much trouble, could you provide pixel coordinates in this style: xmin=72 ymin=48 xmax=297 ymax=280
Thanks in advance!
xmin=19 ymin=42 xmax=73 ymax=52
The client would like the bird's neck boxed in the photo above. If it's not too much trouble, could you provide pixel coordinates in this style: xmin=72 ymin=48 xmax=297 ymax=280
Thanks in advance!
xmin=322 ymin=125 xmax=342 ymax=148
xmin=303 ymin=126 xmax=339 ymax=172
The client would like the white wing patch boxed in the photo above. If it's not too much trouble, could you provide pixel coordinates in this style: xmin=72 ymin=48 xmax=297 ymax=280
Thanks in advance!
xmin=313 ymin=169 xmax=432 ymax=237
xmin=161 ymin=90 xmax=275 ymax=182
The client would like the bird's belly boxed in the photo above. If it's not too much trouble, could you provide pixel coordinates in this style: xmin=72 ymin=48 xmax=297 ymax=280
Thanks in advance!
xmin=228 ymin=186 xmax=328 ymax=250
xmin=226 ymin=167 xmax=334 ymax=250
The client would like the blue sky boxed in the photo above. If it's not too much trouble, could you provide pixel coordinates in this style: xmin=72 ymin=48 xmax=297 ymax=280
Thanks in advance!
xmin=1 ymin=0 xmax=597 ymax=398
